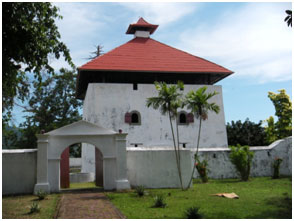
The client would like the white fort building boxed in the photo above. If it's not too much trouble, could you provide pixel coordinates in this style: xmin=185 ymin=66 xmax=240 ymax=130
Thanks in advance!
xmin=77 ymin=18 xmax=233 ymax=176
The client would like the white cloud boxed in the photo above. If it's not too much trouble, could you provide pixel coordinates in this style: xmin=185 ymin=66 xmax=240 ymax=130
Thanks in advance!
xmin=120 ymin=2 xmax=197 ymax=26
xmin=177 ymin=3 xmax=292 ymax=84
xmin=54 ymin=3 xmax=105 ymax=42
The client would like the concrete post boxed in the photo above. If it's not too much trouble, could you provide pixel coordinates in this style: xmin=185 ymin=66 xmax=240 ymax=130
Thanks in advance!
xmin=115 ymin=133 xmax=131 ymax=190
xmin=34 ymin=134 xmax=50 ymax=194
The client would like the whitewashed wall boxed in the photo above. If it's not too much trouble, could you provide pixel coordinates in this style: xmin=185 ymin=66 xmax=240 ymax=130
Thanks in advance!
xmin=2 ymin=149 xmax=37 ymax=195
xmin=70 ymin=158 xmax=82 ymax=167
xmin=126 ymin=147 xmax=192 ymax=188
xmin=192 ymin=137 xmax=292 ymax=179
xmin=82 ymin=83 xmax=228 ymax=173
xmin=1 ymin=138 xmax=291 ymax=194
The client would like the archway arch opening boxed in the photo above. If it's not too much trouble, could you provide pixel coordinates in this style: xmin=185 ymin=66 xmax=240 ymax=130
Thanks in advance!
xmin=60 ymin=142 xmax=104 ymax=191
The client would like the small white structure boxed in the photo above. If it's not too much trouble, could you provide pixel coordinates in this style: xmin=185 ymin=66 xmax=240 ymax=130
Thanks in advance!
xmin=34 ymin=120 xmax=130 ymax=193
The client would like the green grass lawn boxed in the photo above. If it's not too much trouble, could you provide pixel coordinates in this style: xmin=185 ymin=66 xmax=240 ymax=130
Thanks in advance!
xmin=106 ymin=177 xmax=292 ymax=219
xmin=69 ymin=182 xmax=101 ymax=189
xmin=2 ymin=194 xmax=60 ymax=219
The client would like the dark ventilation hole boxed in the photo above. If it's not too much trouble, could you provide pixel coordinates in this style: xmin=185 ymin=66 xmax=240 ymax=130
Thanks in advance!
xmin=133 ymin=83 xmax=138 ymax=90
xmin=179 ymin=113 xmax=187 ymax=124
xmin=267 ymin=151 xmax=271 ymax=157
xmin=131 ymin=113 xmax=139 ymax=124
xmin=213 ymin=153 xmax=217 ymax=158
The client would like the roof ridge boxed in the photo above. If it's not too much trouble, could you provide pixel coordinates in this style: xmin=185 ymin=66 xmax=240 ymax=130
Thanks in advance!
xmin=148 ymin=38 xmax=233 ymax=74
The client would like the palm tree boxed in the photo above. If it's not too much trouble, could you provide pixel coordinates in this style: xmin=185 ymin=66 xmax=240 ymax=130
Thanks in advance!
xmin=184 ymin=86 xmax=220 ymax=189
xmin=146 ymin=81 xmax=184 ymax=190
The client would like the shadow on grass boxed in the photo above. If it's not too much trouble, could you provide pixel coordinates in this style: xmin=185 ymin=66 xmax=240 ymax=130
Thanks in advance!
xmin=193 ymin=179 xmax=243 ymax=185
xmin=246 ymin=194 xmax=292 ymax=219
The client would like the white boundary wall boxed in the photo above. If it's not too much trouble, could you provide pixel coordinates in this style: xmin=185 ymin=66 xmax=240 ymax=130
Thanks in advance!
xmin=2 ymin=149 xmax=37 ymax=195
xmin=2 ymin=137 xmax=291 ymax=195
xmin=192 ymin=137 xmax=292 ymax=179
xmin=70 ymin=158 xmax=82 ymax=167
xmin=126 ymin=147 xmax=192 ymax=188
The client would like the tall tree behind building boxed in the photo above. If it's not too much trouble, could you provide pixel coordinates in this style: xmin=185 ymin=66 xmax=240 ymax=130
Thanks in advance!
xmin=2 ymin=2 xmax=73 ymax=122
xmin=16 ymin=69 xmax=82 ymax=149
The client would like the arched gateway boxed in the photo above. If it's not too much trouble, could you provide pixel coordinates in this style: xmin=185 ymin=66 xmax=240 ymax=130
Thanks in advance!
xmin=34 ymin=120 xmax=130 ymax=193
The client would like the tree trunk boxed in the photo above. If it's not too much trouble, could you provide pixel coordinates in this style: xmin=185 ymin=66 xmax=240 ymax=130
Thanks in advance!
xmin=175 ymin=117 xmax=183 ymax=190
xmin=168 ymin=110 xmax=183 ymax=190
xmin=185 ymin=117 xmax=202 ymax=190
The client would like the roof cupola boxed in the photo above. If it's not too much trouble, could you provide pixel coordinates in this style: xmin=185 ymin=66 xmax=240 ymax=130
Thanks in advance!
xmin=126 ymin=17 xmax=158 ymax=38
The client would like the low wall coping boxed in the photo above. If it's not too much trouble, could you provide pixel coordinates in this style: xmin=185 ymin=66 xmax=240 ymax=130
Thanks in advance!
xmin=2 ymin=149 xmax=37 ymax=154
xmin=127 ymin=147 xmax=190 ymax=151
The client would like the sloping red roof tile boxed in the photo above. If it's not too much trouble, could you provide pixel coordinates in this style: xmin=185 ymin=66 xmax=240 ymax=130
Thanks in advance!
xmin=78 ymin=37 xmax=233 ymax=74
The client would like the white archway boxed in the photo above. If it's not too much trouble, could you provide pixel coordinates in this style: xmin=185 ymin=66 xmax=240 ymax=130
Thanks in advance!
xmin=34 ymin=120 xmax=130 ymax=193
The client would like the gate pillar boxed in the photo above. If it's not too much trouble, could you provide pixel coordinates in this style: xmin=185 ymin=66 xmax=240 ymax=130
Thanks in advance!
xmin=34 ymin=134 xmax=50 ymax=194
xmin=115 ymin=133 xmax=130 ymax=190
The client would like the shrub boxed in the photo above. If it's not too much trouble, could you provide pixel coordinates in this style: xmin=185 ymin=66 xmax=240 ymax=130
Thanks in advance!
xmin=229 ymin=145 xmax=254 ymax=181
xmin=36 ymin=189 xmax=47 ymax=200
xmin=273 ymin=157 xmax=283 ymax=179
xmin=135 ymin=185 xmax=145 ymax=197
xmin=29 ymin=202 xmax=40 ymax=214
xmin=195 ymin=157 xmax=209 ymax=183
xmin=153 ymin=195 xmax=167 ymax=208
xmin=184 ymin=206 xmax=202 ymax=219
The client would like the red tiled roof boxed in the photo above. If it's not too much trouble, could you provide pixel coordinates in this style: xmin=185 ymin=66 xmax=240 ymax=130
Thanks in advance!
xmin=126 ymin=17 xmax=158 ymax=34
xmin=78 ymin=37 xmax=233 ymax=74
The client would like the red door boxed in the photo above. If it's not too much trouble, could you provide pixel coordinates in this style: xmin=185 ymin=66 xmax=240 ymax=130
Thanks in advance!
xmin=60 ymin=147 xmax=70 ymax=188
xmin=95 ymin=148 xmax=103 ymax=187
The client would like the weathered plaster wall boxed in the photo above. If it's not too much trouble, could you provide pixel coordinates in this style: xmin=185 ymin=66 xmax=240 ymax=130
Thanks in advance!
xmin=82 ymin=83 xmax=228 ymax=173
xmin=126 ymin=147 xmax=192 ymax=188
xmin=83 ymin=83 xmax=227 ymax=148
xmin=2 ymin=149 xmax=37 ymax=195
xmin=192 ymin=137 xmax=292 ymax=179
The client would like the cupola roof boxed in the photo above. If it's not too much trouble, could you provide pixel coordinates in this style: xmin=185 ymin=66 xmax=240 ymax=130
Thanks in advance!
xmin=126 ymin=17 xmax=158 ymax=35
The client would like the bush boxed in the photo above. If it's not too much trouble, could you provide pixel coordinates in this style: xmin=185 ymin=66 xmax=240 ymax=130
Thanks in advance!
xmin=135 ymin=185 xmax=145 ymax=197
xmin=229 ymin=145 xmax=254 ymax=181
xmin=273 ymin=157 xmax=283 ymax=179
xmin=29 ymin=202 xmax=40 ymax=214
xmin=184 ymin=206 xmax=202 ymax=219
xmin=195 ymin=157 xmax=209 ymax=183
xmin=153 ymin=195 xmax=167 ymax=208
xmin=36 ymin=190 xmax=47 ymax=200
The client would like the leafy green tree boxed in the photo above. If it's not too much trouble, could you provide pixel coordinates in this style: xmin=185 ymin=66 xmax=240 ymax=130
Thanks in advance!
xmin=147 ymin=81 xmax=184 ymax=190
xmin=265 ymin=89 xmax=292 ymax=143
xmin=264 ymin=116 xmax=277 ymax=144
xmin=284 ymin=10 xmax=292 ymax=27
xmin=16 ymin=69 xmax=82 ymax=149
xmin=184 ymin=86 xmax=220 ymax=189
xmin=2 ymin=126 xmax=20 ymax=149
xmin=227 ymin=118 xmax=268 ymax=146
xmin=2 ymin=2 xmax=73 ymax=119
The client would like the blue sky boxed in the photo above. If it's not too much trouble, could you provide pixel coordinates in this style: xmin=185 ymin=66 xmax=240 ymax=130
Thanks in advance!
xmin=11 ymin=2 xmax=292 ymax=125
